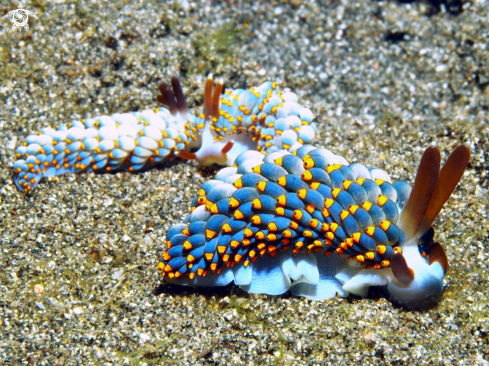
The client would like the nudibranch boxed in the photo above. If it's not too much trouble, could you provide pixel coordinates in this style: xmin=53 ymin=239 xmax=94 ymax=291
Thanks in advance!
xmin=154 ymin=79 xmax=471 ymax=304
xmin=12 ymin=75 xmax=316 ymax=192
xmin=11 ymin=74 xmax=470 ymax=304
xmin=160 ymin=142 xmax=470 ymax=304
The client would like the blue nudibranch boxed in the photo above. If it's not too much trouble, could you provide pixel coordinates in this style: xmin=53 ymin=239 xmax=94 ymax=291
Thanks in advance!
xmin=13 ymin=75 xmax=470 ymax=304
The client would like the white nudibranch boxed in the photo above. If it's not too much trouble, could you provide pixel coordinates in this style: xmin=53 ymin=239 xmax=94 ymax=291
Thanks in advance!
xmin=12 ymin=75 xmax=470 ymax=307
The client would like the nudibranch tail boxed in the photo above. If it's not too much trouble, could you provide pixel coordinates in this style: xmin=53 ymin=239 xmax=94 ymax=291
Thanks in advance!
xmin=159 ymin=144 xmax=470 ymax=304
xmin=12 ymin=76 xmax=317 ymax=192
xmin=12 ymin=77 xmax=198 ymax=192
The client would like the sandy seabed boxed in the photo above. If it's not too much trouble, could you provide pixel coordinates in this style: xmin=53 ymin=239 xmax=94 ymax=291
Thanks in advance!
xmin=1 ymin=0 xmax=488 ymax=364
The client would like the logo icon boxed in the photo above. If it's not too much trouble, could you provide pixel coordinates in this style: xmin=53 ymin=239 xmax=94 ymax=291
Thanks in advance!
xmin=3 ymin=3 xmax=38 ymax=31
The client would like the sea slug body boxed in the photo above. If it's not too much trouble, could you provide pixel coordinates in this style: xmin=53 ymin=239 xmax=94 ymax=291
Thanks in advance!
xmin=12 ymin=75 xmax=470 ymax=305
xmin=159 ymin=142 xmax=470 ymax=304
xmin=13 ymin=75 xmax=316 ymax=192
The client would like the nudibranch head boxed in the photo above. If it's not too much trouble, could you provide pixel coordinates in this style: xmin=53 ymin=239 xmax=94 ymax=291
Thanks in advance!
xmin=387 ymin=145 xmax=470 ymax=302
xmin=342 ymin=145 xmax=470 ymax=303
xmin=159 ymin=144 xmax=470 ymax=306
